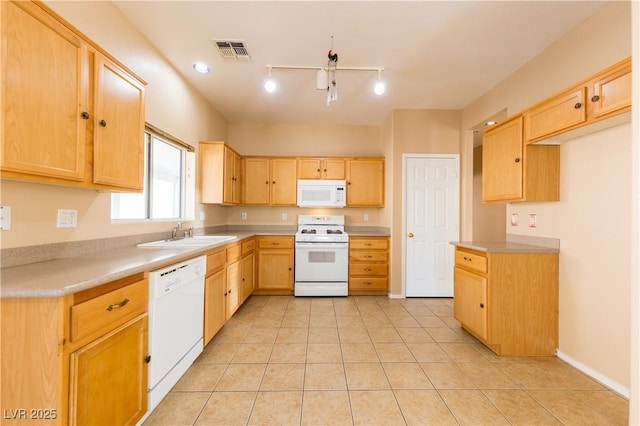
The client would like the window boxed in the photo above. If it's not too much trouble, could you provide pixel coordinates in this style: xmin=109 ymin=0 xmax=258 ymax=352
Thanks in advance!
xmin=111 ymin=128 xmax=193 ymax=221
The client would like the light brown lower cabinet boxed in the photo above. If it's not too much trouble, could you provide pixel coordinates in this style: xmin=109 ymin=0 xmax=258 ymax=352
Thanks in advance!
xmin=348 ymin=236 xmax=389 ymax=294
xmin=0 ymin=273 xmax=149 ymax=425
xmin=453 ymin=246 xmax=558 ymax=356
xmin=69 ymin=315 xmax=148 ymax=425
xmin=203 ymin=237 xmax=256 ymax=345
xmin=256 ymin=236 xmax=294 ymax=293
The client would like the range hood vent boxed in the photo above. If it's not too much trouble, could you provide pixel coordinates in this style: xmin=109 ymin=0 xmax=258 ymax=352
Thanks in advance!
xmin=213 ymin=40 xmax=251 ymax=61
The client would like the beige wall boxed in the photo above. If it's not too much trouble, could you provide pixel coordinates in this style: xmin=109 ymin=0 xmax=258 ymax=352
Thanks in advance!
xmin=226 ymin=122 xmax=388 ymax=228
xmin=462 ymin=1 xmax=632 ymax=394
xmin=472 ymin=146 xmax=505 ymax=241
xmin=0 ymin=1 xmax=229 ymax=249
xmin=387 ymin=109 xmax=462 ymax=297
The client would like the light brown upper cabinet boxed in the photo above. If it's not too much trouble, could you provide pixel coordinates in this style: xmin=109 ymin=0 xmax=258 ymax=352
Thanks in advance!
xmin=346 ymin=158 xmax=385 ymax=207
xmin=483 ymin=116 xmax=559 ymax=203
xmin=524 ymin=57 xmax=630 ymax=144
xmin=298 ymin=158 xmax=345 ymax=180
xmin=243 ymin=157 xmax=297 ymax=206
xmin=199 ymin=142 xmax=242 ymax=205
xmin=91 ymin=52 xmax=146 ymax=190
xmin=0 ymin=1 xmax=146 ymax=191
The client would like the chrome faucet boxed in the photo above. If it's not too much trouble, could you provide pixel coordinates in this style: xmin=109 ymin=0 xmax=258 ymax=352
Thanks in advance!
xmin=171 ymin=221 xmax=183 ymax=239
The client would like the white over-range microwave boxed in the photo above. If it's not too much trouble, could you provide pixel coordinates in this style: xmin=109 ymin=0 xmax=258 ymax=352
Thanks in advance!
xmin=297 ymin=179 xmax=347 ymax=208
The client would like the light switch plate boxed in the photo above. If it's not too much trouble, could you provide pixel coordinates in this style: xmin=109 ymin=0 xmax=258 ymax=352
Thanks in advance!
xmin=241 ymin=212 xmax=247 ymax=220
xmin=281 ymin=213 xmax=288 ymax=221
xmin=528 ymin=213 xmax=537 ymax=228
xmin=510 ymin=213 xmax=518 ymax=226
xmin=0 ymin=206 xmax=11 ymax=230
xmin=57 ymin=209 xmax=78 ymax=228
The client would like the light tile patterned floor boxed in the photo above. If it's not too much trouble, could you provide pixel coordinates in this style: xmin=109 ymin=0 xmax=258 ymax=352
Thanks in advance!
xmin=143 ymin=295 xmax=628 ymax=425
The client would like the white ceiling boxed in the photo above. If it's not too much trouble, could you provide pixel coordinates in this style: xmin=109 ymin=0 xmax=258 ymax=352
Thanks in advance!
xmin=113 ymin=1 xmax=609 ymax=127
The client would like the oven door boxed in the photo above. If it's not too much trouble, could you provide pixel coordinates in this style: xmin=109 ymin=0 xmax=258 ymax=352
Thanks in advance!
xmin=295 ymin=242 xmax=348 ymax=282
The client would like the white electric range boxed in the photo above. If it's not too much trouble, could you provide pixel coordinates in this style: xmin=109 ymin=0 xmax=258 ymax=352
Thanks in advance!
xmin=294 ymin=215 xmax=349 ymax=296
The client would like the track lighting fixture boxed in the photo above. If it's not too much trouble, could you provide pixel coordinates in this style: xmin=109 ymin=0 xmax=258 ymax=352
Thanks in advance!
xmin=264 ymin=37 xmax=383 ymax=105
xmin=264 ymin=67 xmax=276 ymax=93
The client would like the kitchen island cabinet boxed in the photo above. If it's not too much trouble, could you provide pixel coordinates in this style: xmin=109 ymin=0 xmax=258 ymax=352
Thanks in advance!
xmin=452 ymin=243 xmax=559 ymax=356
xmin=0 ymin=0 xmax=146 ymax=192
xmin=1 ymin=273 xmax=149 ymax=425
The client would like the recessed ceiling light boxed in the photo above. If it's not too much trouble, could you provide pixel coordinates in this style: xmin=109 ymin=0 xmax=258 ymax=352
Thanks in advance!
xmin=485 ymin=121 xmax=498 ymax=126
xmin=193 ymin=62 xmax=211 ymax=74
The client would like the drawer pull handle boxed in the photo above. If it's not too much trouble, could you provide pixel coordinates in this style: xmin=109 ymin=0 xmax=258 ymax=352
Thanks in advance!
xmin=364 ymin=268 xmax=373 ymax=272
xmin=106 ymin=298 xmax=129 ymax=311
xmin=591 ymin=95 xmax=600 ymax=102
xmin=364 ymin=282 xmax=372 ymax=285
xmin=574 ymin=102 xmax=582 ymax=109
xmin=271 ymin=242 xmax=280 ymax=246
xmin=364 ymin=255 xmax=373 ymax=258
xmin=365 ymin=243 xmax=373 ymax=246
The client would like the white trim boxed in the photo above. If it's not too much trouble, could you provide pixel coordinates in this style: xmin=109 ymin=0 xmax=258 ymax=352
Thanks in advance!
xmin=388 ymin=293 xmax=405 ymax=299
xmin=557 ymin=350 xmax=630 ymax=398
xmin=401 ymin=153 xmax=461 ymax=298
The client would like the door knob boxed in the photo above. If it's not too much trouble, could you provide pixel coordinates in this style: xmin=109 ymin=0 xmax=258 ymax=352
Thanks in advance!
xmin=408 ymin=233 xmax=414 ymax=238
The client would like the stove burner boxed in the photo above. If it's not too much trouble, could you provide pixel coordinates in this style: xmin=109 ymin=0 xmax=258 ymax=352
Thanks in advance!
xmin=301 ymin=229 xmax=316 ymax=234
xmin=326 ymin=229 xmax=343 ymax=234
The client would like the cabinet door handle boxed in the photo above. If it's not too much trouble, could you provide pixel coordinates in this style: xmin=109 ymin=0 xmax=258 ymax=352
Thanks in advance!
xmin=144 ymin=355 xmax=151 ymax=364
xmin=272 ymin=181 xmax=276 ymax=184
xmin=81 ymin=111 xmax=90 ymax=120
xmin=480 ymin=303 xmax=485 ymax=308
xmin=265 ymin=181 xmax=269 ymax=184
xmin=514 ymin=157 xmax=521 ymax=163
xmin=99 ymin=119 xmax=107 ymax=127
xmin=591 ymin=95 xmax=600 ymax=102
xmin=106 ymin=298 xmax=129 ymax=311
xmin=574 ymin=102 xmax=582 ymax=109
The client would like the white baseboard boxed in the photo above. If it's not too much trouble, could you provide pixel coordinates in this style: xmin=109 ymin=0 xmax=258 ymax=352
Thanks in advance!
xmin=556 ymin=350 xmax=630 ymax=398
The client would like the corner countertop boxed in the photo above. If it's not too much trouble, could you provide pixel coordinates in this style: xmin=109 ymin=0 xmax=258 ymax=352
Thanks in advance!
xmin=450 ymin=241 xmax=560 ymax=254
xmin=1 ymin=231 xmax=268 ymax=298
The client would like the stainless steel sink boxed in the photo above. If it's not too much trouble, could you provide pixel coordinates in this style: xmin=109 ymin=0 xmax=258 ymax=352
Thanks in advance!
xmin=137 ymin=235 xmax=236 ymax=248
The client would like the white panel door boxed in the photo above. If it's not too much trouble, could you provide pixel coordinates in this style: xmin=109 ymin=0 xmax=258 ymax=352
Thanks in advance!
xmin=405 ymin=156 xmax=459 ymax=297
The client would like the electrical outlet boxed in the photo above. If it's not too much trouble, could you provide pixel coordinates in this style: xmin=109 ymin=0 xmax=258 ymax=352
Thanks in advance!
xmin=528 ymin=213 xmax=537 ymax=228
xmin=0 ymin=206 xmax=12 ymax=230
xmin=241 ymin=212 xmax=247 ymax=220
xmin=57 ymin=209 xmax=78 ymax=228
xmin=510 ymin=213 xmax=518 ymax=226
xmin=364 ymin=213 xmax=370 ymax=222
xmin=199 ymin=211 xmax=205 ymax=221
xmin=281 ymin=213 xmax=288 ymax=221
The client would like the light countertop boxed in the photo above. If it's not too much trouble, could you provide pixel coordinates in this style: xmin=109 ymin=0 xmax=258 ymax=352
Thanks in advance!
xmin=451 ymin=241 xmax=560 ymax=254
xmin=1 ymin=227 xmax=389 ymax=298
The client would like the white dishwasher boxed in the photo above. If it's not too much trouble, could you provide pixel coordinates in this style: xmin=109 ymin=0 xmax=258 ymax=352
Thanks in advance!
xmin=147 ymin=255 xmax=206 ymax=412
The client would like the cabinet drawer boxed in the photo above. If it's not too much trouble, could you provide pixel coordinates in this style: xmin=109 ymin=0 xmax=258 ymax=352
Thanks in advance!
xmin=241 ymin=239 xmax=255 ymax=255
xmin=207 ymin=249 xmax=226 ymax=275
xmin=258 ymin=236 xmax=293 ymax=249
xmin=349 ymin=277 xmax=388 ymax=291
xmin=349 ymin=263 xmax=388 ymax=276
xmin=71 ymin=279 xmax=147 ymax=342
xmin=349 ymin=251 xmax=388 ymax=262
xmin=227 ymin=244 xmax=241 ymax=262
xmin=349 ymin=238 xmax=388 ymax=250
xmin=455 ymin=249 xmax=487 ymax=274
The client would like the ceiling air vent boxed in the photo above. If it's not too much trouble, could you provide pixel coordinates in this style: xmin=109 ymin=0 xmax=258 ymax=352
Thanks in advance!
xmin=213 ymin=40 xmax=251 ymax=61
